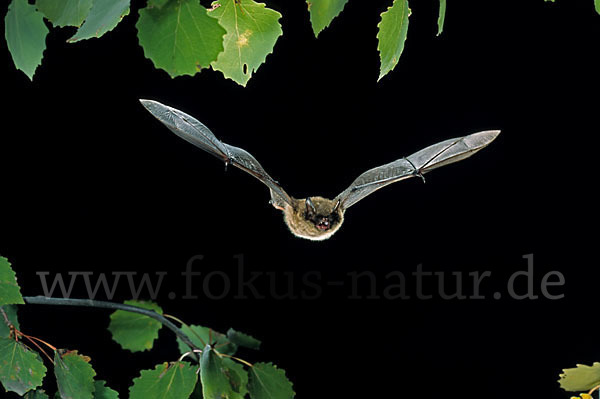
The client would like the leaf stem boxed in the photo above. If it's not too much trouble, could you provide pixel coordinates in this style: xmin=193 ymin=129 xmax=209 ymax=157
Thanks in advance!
xmin=588 ymin=384 xmax=600 ymax=396
xmin=19 ymin=332 xmax=57 ymax=352
xmin=163 ymin=313 xmax=207 ymax=347
xmin=0 ymin=306 xmax=12 ymax=329
xmin=218 ymin=352 xmax=254 ymax=368
xmin=22 ymin=296 xmax=200 ymax=361
xmin=19 ymin=334 xmax=55 ymax=364
xmin=178 ymin=349 xmax=203 ymax=363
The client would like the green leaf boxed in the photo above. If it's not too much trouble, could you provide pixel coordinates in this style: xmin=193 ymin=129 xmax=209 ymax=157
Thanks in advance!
xmin=200 ymin=345 xmax=242 ymax=399
xmin=0 ymin=257 xmax=24 ymax=306
xmin=223 ymin=358 xmax=249 ymax=397
xmin=129 ymin=362 xmax=197 ymax=399
xmin=559 ymin=362 xmax=600 ymax=392
xmin=306 ymin=0 xmax=348 ymax=37
xmin=5 ymin=0 xmax=49 ymax=81
xmin=35 ymin=0 xmax=93 ymax=27
xmin=94 ymin=380 xmax=119 ymax=399
xmin=107 ymin=300 xmax=163 ymax=352
xmin=188 ymin=359 xmax=246 ymax=399
xmin=24 ymin=389 xmax=50 ymax=398
xmin=68 ymin=0 xmax=130 ymax=42
xmin=595 ymin=0 xmax=600 ymax=15
xmin=226 ymin=328 xmax=261 ymax=350
xmin=248 ymin=362 xmax=295 ymax=399
xmin=54 ymin=350 xmax=96 ymax=399
xmin=0 ymin=305 xmax=20 ymax=338
xmin=0 ymin=338 xmax=47 ymax=395
xmin=377 ymin=0 xmax=410 ymax=81
xmin=176 ymin=324 xmax=237 ymax=356
xmin=437 ymin=0 xmax=446 ymax=36
xmin=136 ymin=0 xmax=226 ymax=77
xmin=209 ymin=0 xmax=282 ymax=87
xmin=147 ymin=0 xmax=170 ymax=10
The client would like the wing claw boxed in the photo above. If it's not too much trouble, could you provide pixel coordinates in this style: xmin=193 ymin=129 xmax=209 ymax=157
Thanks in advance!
xmin=404 ymin=157 xmax=426 ymax=184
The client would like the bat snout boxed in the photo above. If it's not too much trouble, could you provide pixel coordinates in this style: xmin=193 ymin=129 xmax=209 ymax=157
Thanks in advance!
xmin=316 ymin=217 xmax=331 ymax=230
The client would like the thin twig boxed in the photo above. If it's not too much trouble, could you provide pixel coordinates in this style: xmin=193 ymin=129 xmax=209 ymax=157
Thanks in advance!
xmin=22 ymin=296 xmax=200 ymax=361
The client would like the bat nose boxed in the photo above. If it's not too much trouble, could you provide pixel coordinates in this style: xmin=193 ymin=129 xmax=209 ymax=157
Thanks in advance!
xmin=315 ymin=217 xmax=330 ymax=230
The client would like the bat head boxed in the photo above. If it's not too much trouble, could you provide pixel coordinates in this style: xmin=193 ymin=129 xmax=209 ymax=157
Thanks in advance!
xmin=305 ymin=197 xmax=341 ymax=231
xmin=283 ymin=196 xmax=345 ymax=241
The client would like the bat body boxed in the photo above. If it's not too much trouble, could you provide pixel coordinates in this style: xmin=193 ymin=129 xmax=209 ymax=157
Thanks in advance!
xmin=140 ymin=99 xmax=500 ymax=241
xmin=283 ymin=196 xmax=344 ymax=241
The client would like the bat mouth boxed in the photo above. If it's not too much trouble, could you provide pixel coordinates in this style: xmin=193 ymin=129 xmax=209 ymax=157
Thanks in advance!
xmin=315 ymin=218 xmax=330 ymax=230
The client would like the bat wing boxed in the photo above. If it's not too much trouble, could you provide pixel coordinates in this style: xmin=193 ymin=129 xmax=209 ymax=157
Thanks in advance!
xmin=335 ymin=130 xmax=500 ymax=210
xmin=140 ymin=99 xmax=292 ymax=209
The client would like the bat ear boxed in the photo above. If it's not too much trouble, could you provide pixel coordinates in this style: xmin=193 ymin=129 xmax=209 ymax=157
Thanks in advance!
xmin=333 ymin=199 xmax=341 ymax=212
xmin=305 ymin=197 xmax=316 ymax=215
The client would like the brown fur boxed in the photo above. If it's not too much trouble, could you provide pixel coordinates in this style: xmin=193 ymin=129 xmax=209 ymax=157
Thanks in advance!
xmin=282 ymin=196 xmax=345 ymax=241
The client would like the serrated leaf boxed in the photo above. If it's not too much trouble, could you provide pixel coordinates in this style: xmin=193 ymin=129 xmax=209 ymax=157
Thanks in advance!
xmin=200 ymin=345 xmax=242 ymax=399
xmin=559 ymin=362 xmax=600 ymax=392
xmin=0 ymin=338 xmax=47 ymax=395
xmin=0 ymin=305 xmax=20 ymax=338
xmin=129 ymin=361 xmax=197 ymax=399
xmin=5 ymin=0 xmax=49 ymax=81
xmin=188 ymin=359 xmax=247 ymax=399
xmin=248 ymin=362 xmax=294 ymax=399
xmin=306 ymin=0 xmax=348 ymax=37
xmin=209 ymin=0 xmax=282 ymax=86
xmin=54 ymin=350 xmax=96 ymax=399
xmin=377 ymin=0 xmax=410 ymax=81
xmin=107 ymin=300 xmax=163 ymax=352
xmin=0 ymin=257 xmax=24 ymax=306
xmin=68 ymin=0 xmax=130 ymax=42
xmin=94 ymin=380 xmax=119 ymax=399
xmin=136 ymin=0 xmax=226 ymax=77
xmin=176 ymin=324 xmax=237 ymax=356
xmin=437 ymin=0 xmax=446 ymax=36
xmin=35 ymin=0 xmax=93 ymax=27
xmin=55 ymin=384 xmax=114 ymax=399
xmin=226 ymin=328 xmax=261 ymax=350
xmin=25 ymin=389 xmax=50 ymax=398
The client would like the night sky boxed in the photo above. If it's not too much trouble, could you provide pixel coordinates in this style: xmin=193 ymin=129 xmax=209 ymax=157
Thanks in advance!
xmin=1 ymin=1 xmax=600 ymax=398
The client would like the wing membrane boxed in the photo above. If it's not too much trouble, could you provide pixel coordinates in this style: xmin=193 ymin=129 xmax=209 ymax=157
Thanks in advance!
xmin=140 ymin=99 xmax=292 ymax=208
xmin=336 ymin=130 xmax=500 ymax=209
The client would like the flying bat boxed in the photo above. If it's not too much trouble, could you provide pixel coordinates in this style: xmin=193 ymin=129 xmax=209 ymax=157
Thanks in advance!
xmin=140 ymin=99 xmax=500 ymax=241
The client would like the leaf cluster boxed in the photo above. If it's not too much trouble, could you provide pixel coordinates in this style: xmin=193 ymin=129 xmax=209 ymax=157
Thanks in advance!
xmin=6 ymin=0 xmax=598 ymax=84
xmin=0 ymin=256 xmax=294 ymax=399
xmin=2 ymin=0 xmax=451 ymax=85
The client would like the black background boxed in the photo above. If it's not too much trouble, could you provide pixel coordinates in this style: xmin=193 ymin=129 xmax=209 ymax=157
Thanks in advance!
xmin=1 ymin=0 xmax=599 ymax=398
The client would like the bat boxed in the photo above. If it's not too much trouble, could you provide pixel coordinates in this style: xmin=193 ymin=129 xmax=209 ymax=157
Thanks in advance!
xmin=140 ymin=99 xmax=500 ymax=241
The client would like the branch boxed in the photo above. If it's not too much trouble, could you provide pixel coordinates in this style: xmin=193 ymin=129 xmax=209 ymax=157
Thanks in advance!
xmin=22 ymin=296 xmax=200 ymax=360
